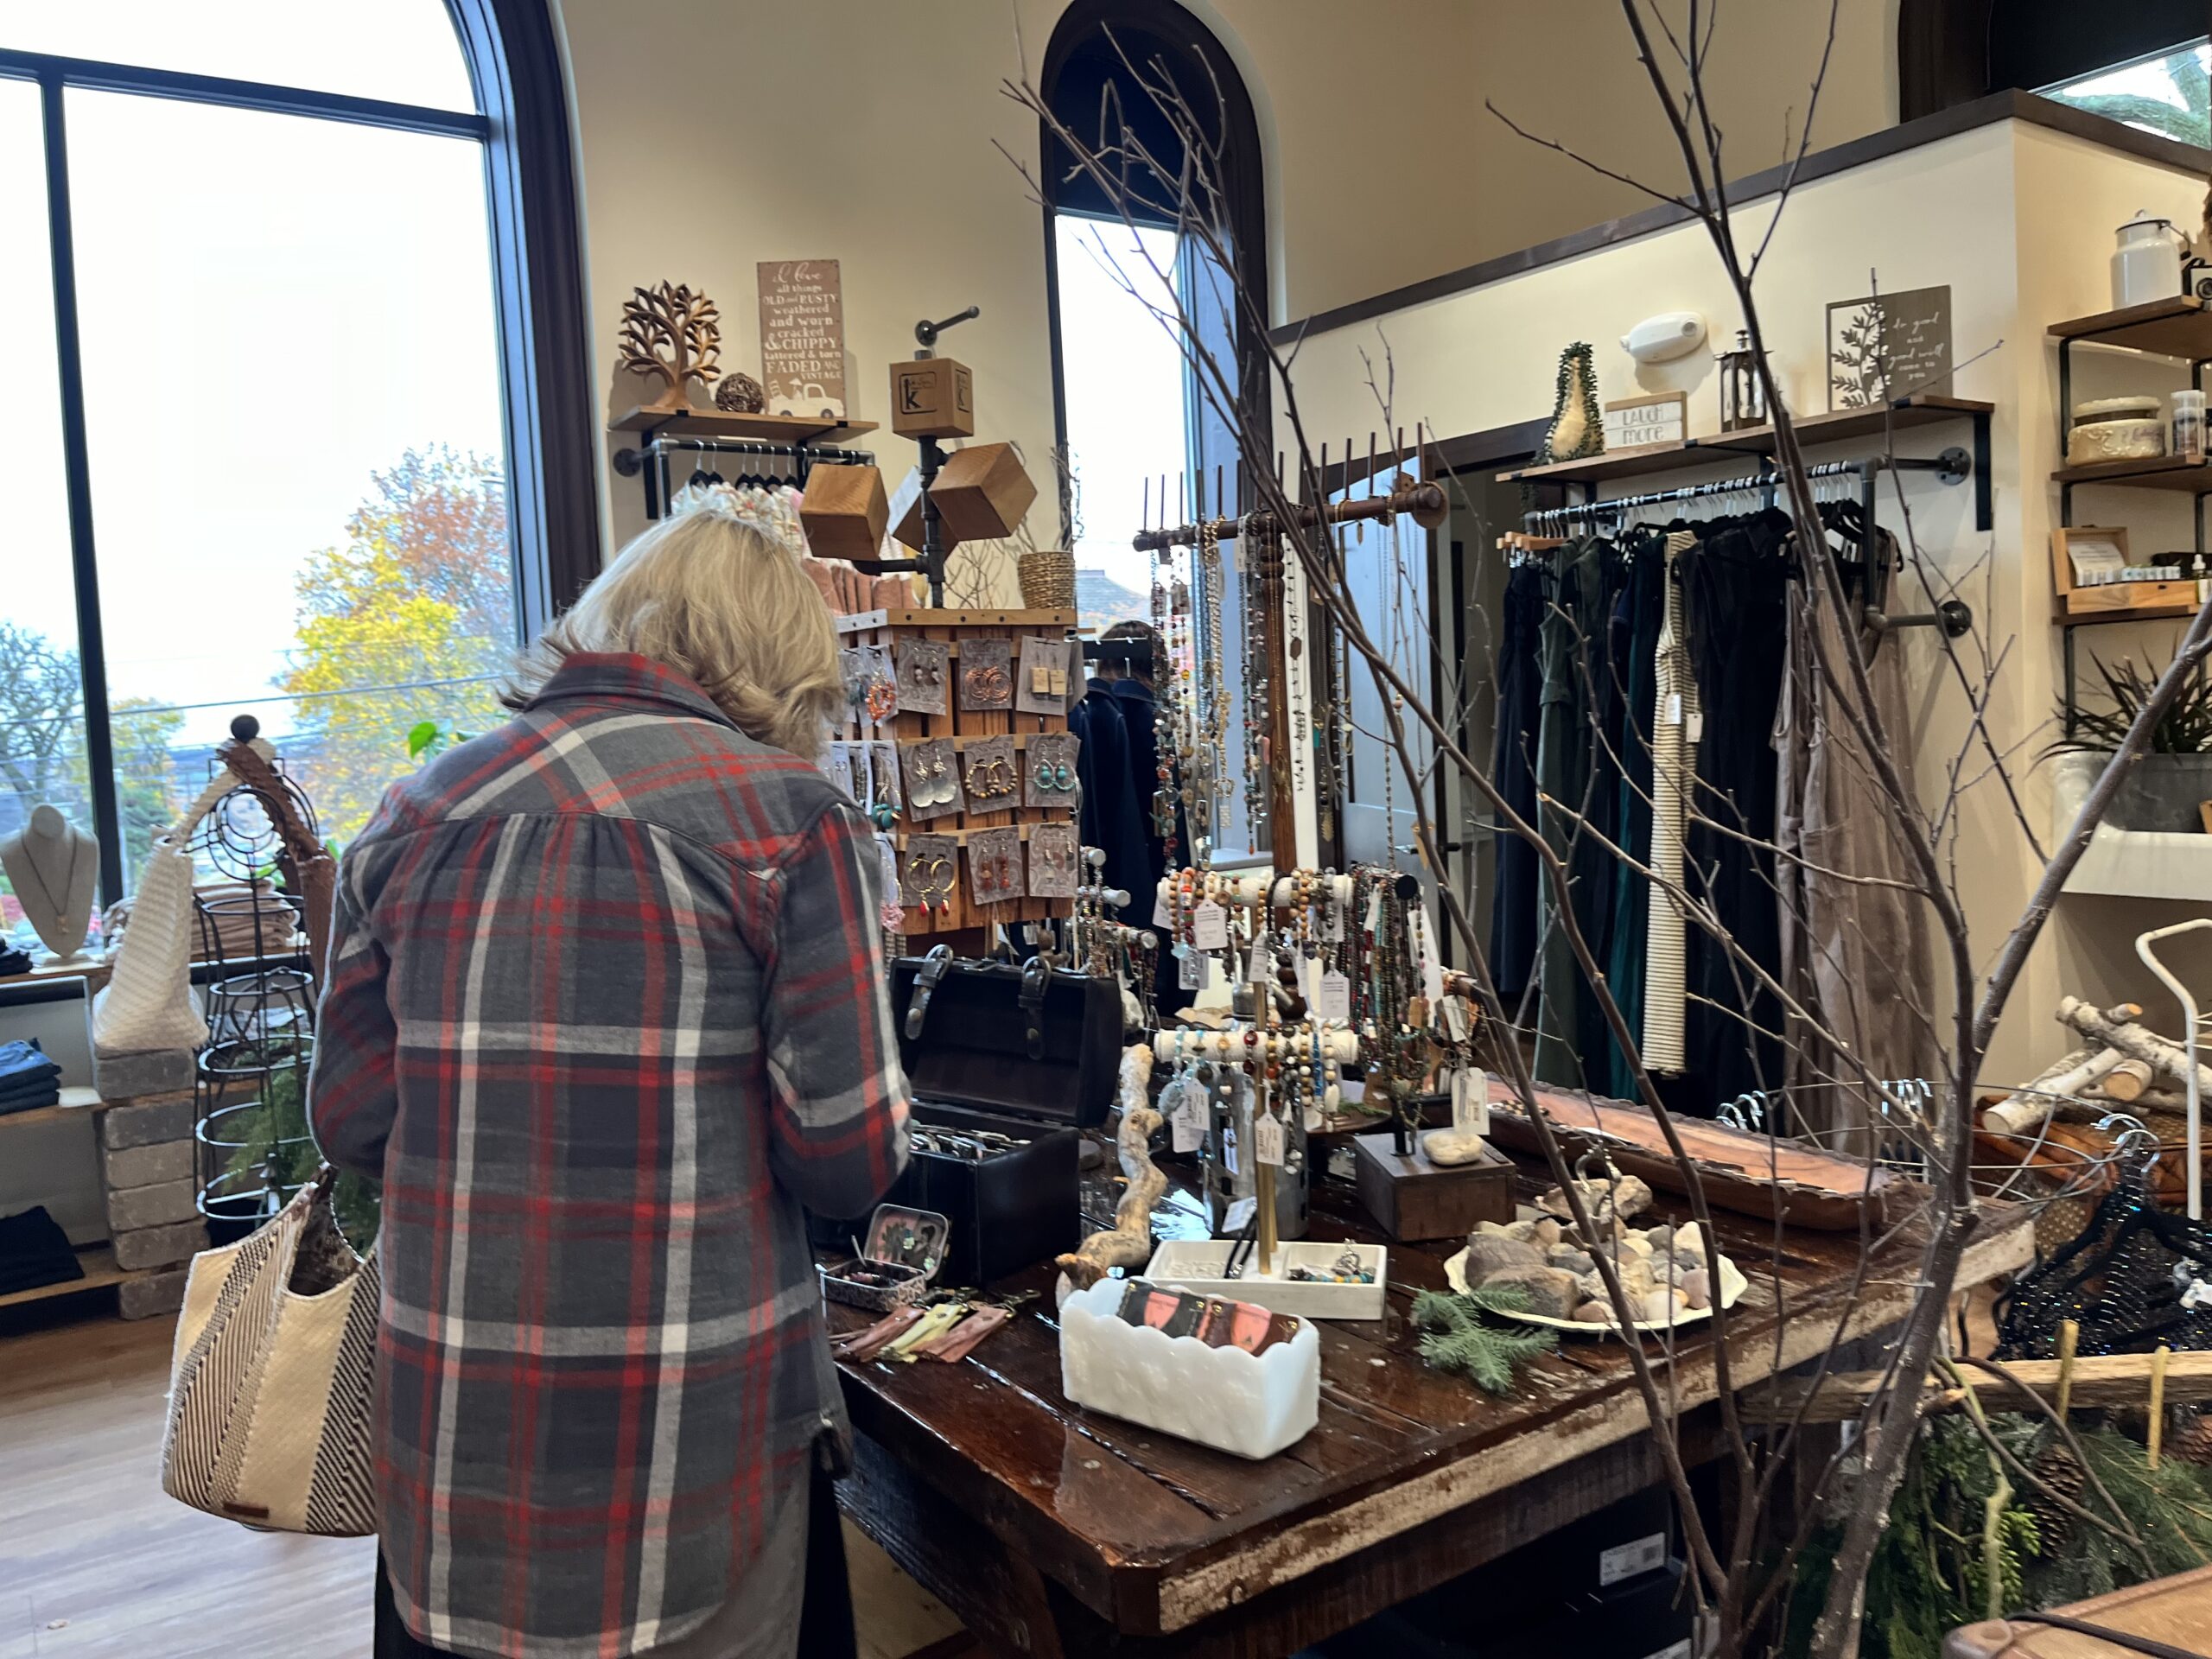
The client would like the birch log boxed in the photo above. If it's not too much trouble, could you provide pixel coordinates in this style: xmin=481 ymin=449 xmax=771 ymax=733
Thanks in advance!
xmin=2101 ymin=1058 xmax=2156 ymax=1103
xmin=2057 ymin=995 xmax=2212 ymax=1097
xmin=1057 ymin=1045 xmax=1167 ymax=1291
xmin=1981 ymin=1046 xmax=2126 ymax=1135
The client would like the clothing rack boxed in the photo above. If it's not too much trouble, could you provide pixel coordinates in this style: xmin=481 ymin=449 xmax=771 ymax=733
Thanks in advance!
xmin=1522 ymin=453 xmax=1974 ymax=639
xmin=610 ymin=435 xmax=877 ymax=522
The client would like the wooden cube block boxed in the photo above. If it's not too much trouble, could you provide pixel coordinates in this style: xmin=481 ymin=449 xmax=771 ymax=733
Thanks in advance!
xmin=889 ymin=357 xmax=976 ymax=439
xmin=892 ymin=494 xmax=962 ymax=553
xmin=799 ymin=463 xmax=889 ymax=562
xmin=1351 ymin=1132 xmax=1516 ymax=1242
xmin=929 ymin=442 xmax=1038 ymax=543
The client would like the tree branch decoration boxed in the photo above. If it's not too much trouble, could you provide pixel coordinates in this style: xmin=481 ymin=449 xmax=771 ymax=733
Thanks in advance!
xmin=619 ymin=281 xmax=722 ymax=410
xmin=1535 ymin=340 xmax=1606 ymax=464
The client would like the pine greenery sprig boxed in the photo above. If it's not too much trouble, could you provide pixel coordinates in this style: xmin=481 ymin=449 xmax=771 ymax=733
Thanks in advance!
xmin=1409 ymin=1287 xmax=1560 ymax=1394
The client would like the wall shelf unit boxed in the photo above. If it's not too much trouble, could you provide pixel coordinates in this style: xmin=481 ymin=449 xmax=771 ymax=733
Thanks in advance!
xmin=2047 ymin=299 xmax=2212 ymax=737
xmin=1500 ymin=393 xmax=1993 ymax=531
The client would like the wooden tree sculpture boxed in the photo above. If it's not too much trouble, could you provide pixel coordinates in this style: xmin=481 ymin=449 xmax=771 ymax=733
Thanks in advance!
xmin=619 ymin=281 xmax=722 ymax=411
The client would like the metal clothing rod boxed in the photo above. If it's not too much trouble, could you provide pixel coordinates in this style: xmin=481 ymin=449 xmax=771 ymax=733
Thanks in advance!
xmin=1522 ymin=451 xmax=1976 ymax=639
xmin=611 ymin=435 xmax=875 ymax=473
xmin=1131 ymin=480 xmax=1449 ymax=551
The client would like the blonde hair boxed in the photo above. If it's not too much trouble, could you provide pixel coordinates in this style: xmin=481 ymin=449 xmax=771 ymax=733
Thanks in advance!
xmin=507 ymin=511 xmax=841 ymax=757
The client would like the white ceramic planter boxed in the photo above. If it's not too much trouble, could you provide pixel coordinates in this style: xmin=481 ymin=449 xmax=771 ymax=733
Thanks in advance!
xmin=1058 ymin=1277 xmax=1319 ymax=1459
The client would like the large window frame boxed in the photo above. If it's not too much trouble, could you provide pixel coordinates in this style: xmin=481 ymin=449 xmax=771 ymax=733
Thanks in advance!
xmin=1037 ymin=0 xmax=1275 ymax=858
xmin=1 ymin=0 xmax=595 ymax=906
xmin=1901 ymin=0 xmax=2211 ymax=123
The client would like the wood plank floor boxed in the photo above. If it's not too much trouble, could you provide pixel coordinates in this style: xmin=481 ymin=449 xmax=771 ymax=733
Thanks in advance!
xmin=0 ymin=1306 xmax=968 ymax=1658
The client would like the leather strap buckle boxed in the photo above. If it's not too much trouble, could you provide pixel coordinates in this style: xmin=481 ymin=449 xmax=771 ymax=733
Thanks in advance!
xmin=904 ymin=944 xmax=955 ymax=1039
xmin=1019 ymin=957 xmax=1052 ymax=1060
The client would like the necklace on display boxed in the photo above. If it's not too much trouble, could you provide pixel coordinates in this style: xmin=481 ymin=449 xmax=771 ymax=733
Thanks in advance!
xmin=16 ymin=826 xmax=84 ymax=919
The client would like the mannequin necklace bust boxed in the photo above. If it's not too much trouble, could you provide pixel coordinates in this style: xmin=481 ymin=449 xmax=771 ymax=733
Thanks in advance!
xmin=0 ymin=804 xmax=99 ymax=963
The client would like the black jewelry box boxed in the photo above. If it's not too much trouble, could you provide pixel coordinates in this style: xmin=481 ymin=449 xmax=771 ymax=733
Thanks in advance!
xmin=811 ymin=953 xmax=1118 ymax=1287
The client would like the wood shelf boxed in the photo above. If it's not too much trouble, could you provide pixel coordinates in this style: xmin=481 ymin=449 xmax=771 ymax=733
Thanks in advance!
xmin=2053 ymin=455 xmax=2212 ymax=493
xmin=1497 ymin=395 xmax=1993 ymax=487
xmin=0 ymin=1245 xmax=147 ymax=1311
xmin=2048 ymin=296 xmax=2212 ymax=360
xmin=608 ymin=405 xmax=878 ymax=444
xmin=2057 ymin=599 xmax=2203 ymax=627
xmin=0 ymin=955 xmax=110 ymax=991
xmin=0 ymin=1086 xmax=105 ymax=1132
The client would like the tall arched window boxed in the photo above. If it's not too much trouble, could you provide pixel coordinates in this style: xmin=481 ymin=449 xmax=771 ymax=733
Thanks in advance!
xmin=0 ymin=2 xmax=593 ymax=946
xmin=1039 ymin=0 xmax=1270 ymax=855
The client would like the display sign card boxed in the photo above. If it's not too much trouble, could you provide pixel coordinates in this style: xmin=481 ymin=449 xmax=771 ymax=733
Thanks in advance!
xmin=1602 ymin=392 xmax=1687 ymax=451
xmin=1827 ymin=284 xmax=1952 ymax=410
xmin=757 ymin=259 xmax=846 ymax=418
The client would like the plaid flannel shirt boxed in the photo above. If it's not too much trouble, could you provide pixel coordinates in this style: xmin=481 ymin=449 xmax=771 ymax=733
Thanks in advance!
xmin=308 ymin=652 xmax=909 ymax=1659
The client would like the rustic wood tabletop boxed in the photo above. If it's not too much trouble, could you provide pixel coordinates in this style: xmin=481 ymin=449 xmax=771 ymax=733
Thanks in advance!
xmin=828 ymin=1143 xmax=2031 ymax=1659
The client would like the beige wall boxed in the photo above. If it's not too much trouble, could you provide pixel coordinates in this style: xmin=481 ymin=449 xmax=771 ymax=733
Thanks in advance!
xmin=557 ymin=0 xmax=1902 ymax=559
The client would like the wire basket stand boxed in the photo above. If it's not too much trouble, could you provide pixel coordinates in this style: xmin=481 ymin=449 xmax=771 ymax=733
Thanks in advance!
xmin=188 ymin=716 xmax=322 ymax=1236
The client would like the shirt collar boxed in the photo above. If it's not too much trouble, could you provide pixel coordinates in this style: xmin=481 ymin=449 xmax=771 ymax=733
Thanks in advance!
xmin=525 ymin=652 xmax=734 ymax=728
xmin=1106 ymin=677 xmax=1155 ymax=709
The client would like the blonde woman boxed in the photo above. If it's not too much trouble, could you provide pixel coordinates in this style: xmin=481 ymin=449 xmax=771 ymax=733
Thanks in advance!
xmin=310 ymin=500 xmax=911 ymax=1659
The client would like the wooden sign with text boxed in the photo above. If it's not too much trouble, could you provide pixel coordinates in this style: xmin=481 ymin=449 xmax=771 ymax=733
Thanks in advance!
xmin=1602 ymin=392 xmax=1687 ymax=451
xmin=1827 ymin=284 xmax=1952 ymax=411
xmin=758 ymin=259 xmax=846 ymax=418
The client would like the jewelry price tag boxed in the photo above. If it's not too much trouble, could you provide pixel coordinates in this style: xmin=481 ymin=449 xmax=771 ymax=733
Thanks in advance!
xmin=1316 ymin=969 xmax=1352 ymax=1023
xmin=1192 ymin=899 xmax=1229 ymax=950
xmin=1154 ymin=886 xmax=1173 ymax=928
xmin=1442 ymin=993 xmax=1473 ymax=1044
xmin=1179 ymin=945 xmax=1204 ymax=989
xmin=1168 ymin=1081 xmax=1205 ymax=1154
xmin=1252 ymin=1111 xmax=1286 ymax=1167
xmin=1451 ymin=1067 xmax=1490 ymax=1136
xmin=1246 ymin=939 xmax=1267 ymax=987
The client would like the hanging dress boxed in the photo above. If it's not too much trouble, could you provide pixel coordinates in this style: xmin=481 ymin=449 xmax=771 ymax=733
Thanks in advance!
xmin=1641 ymin=530 xmax=1700 ymax=1076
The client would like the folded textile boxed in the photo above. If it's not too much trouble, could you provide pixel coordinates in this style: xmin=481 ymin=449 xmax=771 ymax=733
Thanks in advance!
xmin=0 ymin=944 xmax=33 ymax=976
xmin=0 ymin=1086 xmax=62 ymax=1115
xmin=0 ymin=1039 xmax=61 ymax=1089
xmin=0 ymin=1205 xmax=85 ymax=1296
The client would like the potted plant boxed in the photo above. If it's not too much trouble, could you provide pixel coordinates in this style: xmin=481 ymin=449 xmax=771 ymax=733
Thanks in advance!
xmin=2053 ymin=652 xmax=2212 ymax=830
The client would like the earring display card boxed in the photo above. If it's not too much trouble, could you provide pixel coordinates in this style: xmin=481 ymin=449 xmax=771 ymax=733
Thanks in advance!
xmin=871 ymin=740 xmax=902 ymax=811
xmin=1028 ymin=822 xmax=1079 ymax=898
xmin=900 ymin=738 xmax=964 ymax=822
xmin=861 ymin=645 xmax=898 ymax=726
xmin=895 ymin=640 xmax=949 ymax=715
xmin=959 ymin=639 xmax=1014 ymax=712
xmin=1015 ymin=637 xmax=1072 ymax=717
xmin=900 ymin=834 xmax=958 ymax=914
xmin=1024 ymin=731 xmax=1081 ymax=809
xmin=967 ymin=826 xmax=1025 ymax=906
xmin=961 ymin=734 xmax=1019 ymax=807
xmin=824 ymin=741 xmax=856 ymax=801
xmin=838 ymin=647 xmax=868 ymax=722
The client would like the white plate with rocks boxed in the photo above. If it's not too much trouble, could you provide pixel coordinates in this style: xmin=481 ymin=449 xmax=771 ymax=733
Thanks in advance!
xmin=1443 ymin=1216 xmax=1748 ymax=1337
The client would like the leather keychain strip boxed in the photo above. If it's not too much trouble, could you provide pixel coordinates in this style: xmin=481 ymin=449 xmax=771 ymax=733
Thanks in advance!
xmin=919 ymin=1304 xmax=1012 ymax=1363
xmin=882 ymin=1301 xmax=967 ymax=1362
xmin=830 ymin=1306 xmax=924 ymax=1363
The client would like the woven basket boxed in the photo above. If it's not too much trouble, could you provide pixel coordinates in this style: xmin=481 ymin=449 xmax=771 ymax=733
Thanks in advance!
xmin=1018 ymin=549 xmax=1077 ymax=610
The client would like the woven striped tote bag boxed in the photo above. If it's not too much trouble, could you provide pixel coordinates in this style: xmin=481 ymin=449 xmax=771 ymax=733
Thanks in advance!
xmin=160 ymin=1170 xmax=378 ymax=1535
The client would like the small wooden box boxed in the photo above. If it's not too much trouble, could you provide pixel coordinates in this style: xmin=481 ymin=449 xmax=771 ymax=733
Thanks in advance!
xmin=890 ymin=357 xmax=976 ymax=439
xmin=930 ymin=442 xmax=1037 ymax=543
xmin=799 ymin=463 xmax=888 ymax=561
xmin=1351 ymin=1132 xmax=1516 ymax=1242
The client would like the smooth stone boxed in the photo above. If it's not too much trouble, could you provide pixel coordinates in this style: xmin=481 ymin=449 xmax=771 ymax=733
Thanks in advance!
xmin=1422 ymin=1127 xmax=1488 ymax=1166
xmin=1461 ymin=1235 xmax=1544 ymax=1282
xmin=1643 ymin=1224 xmax=1675 ymax=1255
xmin=1531 ymin=1217 xmax=1566 ymax=1248
xmin=1642 ymin=1287 xmax=1688 ymax=1325
xmin=1537 ymin=1173 xmax=1655 ymax=1226
xmin=1681 ymin=1267 xmax=1712 ymax=1310
xmin=1619 ymin=1231 xmax=1655 ymax=1259
xmin=1482 ymin=1264 xmax=1581 ymax=1319
xmin=1547 ymin=1247 xmax=1597 ymax=1276
xmin=1572 ymin=1300 xmax=1614 ymax=1324
xmin=1674 ymin=1223 xmax=1707 ymax=1259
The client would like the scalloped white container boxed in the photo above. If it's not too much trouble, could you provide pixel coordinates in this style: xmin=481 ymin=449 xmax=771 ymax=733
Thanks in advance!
xmin=1058 ymin=1278 xmax=1320 ymax=1459
xmin=1140 ymin=1240 xmax=1388 ymax=1321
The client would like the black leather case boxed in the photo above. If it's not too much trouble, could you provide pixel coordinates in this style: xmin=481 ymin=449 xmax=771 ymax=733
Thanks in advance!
xmin=874 ymin=954 xmax=1119 ymax=1285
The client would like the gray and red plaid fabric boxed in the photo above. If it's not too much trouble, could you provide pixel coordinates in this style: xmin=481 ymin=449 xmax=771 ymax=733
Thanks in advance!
xmin=309 ymin=652 xmax=910 ymax=1658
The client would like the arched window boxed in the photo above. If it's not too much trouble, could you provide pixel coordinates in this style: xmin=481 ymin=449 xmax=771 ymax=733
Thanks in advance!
xmin=1902 ymin=0 xmax=2209 ymax=139
xmin=0 ymin=2 xmax=593 ymax=943
xmin=1039 ymin=0 xmax=1270 ymax=854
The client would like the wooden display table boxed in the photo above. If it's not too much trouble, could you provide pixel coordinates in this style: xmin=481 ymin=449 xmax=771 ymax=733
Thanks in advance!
xmin=828 ymin=1149 xmax=2031 ymax=1657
